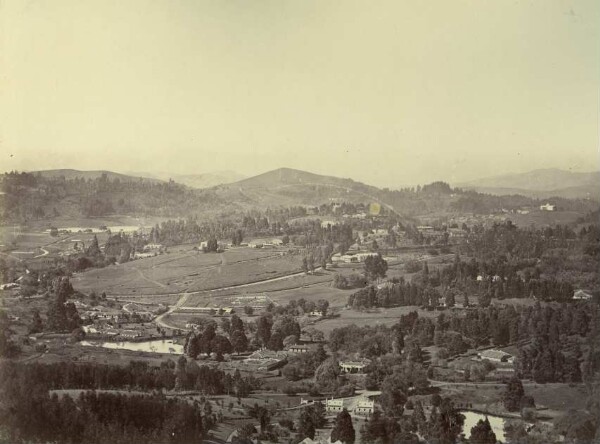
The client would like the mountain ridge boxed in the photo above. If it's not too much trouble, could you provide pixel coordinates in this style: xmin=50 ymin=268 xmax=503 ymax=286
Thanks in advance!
xmin=456 ymin=168 xmax=599 ymax=199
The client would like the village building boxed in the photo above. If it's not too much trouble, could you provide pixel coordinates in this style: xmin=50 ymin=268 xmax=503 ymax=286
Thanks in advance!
xmin=478 ymin=349 xmax=515 ymax=364
xmin=286 ymin=345 xmax=309 ymax=353
xmin=339 ymin=359 xmax=371 ymax=374
xmin=263 ymin=238 xmax=284 ymax=247
xmin=321 ymin=220 xmax=340 ymax=228
xmin=354 ymin=398 xmax=375 ymax=416
xmin=325 ymin=398 xmax=344 ymax=413
xmin=0 ymin=282 xmax=19 ymax=290
xmin=309 ymin=310 xmax=324 ymax=317
xmin=540 ymin=203 xmax=556 ymax=211
xmin=573 ymin=289 xmax=593 ymax=300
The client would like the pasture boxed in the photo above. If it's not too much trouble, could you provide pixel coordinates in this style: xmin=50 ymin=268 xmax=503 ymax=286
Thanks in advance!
xmin=313 ymin=305 xmax=439 ymax=336
xmin=71 ymin=247 xmax=302 ymax=297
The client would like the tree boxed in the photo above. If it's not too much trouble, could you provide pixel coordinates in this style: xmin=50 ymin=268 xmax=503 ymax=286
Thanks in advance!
xmin=247 ymin=403 xmax=271 ymax=434
xmin=425 ymin=398 xmax=464 ymax=444
xmin=503 ymin=377 xmax=525 ymax=412
xmin=0 ymin=311 xmax=20 ymax=357
xmin=243 ymin=306 xmax=254 ymax=316
xmin=314 ymin=358 xmax=341 ymax=391
xmin=29 ymin=310 xmax=44 ymax=334
xmin=379 ymin=373 xmax=408 ymax=417
xmin=297 ymin=412 xmax=316 ymax=440
xmin=297 ymin=404 xmax=325 ymax=440
xmin=231 ymin=329 xmax=248 ymax=354
xmin=230 ymin=314 xmax=245 ymax=333
xmin=364 ymin=254 xmax=388 ymax=282
xmin=256 ymin=315 xmax=272 ymax=347
xmin=469 ymin=417 xmax=496 ymax=444
xmin=411 ymin=400 xmax=427 ymax=434
xmin=331 ymin=409 xmax=355 ymax=444
xmin=46 ymin=277 xmax=75 ymax=332
xmin=86 ymin=234 xmax=101 ymax=257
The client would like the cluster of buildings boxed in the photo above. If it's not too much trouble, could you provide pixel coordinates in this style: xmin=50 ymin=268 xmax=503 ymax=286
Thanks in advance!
xmin=331 ymin=252 xmax=380 ymax=264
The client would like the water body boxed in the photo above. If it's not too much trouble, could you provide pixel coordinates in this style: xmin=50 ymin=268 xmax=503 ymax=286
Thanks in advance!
xmin=81 ymin=339 xmax=183 ymax=354
xmin=461 ymin=410 xmax=506 ymax=442
xmin=49 ymin=225 xmax=146 ymax=233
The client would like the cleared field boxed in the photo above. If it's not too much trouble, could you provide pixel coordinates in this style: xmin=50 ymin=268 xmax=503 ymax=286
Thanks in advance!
xmin=183 ymin=271 xmax=337 ymax=307
xmin=314 ymin=305 xmax=439 ymax=336
xmin=508 ymin=210 xmax=585 ymax=228
xmin=525 ymin=383 xmax=589 ymax=412
xmin=72 ymin=247 xmax=302 ymax=297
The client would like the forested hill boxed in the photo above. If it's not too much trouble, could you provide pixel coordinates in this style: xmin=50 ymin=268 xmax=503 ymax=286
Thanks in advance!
xmin=1 ymin=169 xmax=598 ymax=225
xmin=0 ymin=171 xmax=223 ymax=223
xmin=31 ymin=169 xmax=163 ymax=183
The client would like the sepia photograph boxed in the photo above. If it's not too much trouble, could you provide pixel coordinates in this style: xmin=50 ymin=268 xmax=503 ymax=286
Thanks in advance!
xmin=1 ymin=1 xmax=599 ymax=443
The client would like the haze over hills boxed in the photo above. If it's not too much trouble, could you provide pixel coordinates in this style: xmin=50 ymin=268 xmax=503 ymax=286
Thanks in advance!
xmin=456 ymin=168 xmax=600 ymax=200
xmin=127 ymin=170 xmax=246 ymax=189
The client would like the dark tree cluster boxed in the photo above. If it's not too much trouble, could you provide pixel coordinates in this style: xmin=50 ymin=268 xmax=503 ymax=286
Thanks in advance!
xmin=0 ymin=386 xmax=205 ymax=444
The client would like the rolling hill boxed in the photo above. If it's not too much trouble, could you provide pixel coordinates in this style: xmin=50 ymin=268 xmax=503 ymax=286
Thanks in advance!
xmin=456 ymin=168 xmax=600 ymax=199
xmin=215 ymin=167 xmax=399 ymax=212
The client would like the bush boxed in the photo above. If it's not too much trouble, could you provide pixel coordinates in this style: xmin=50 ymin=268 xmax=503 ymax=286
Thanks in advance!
xmin=521 ymin=408 xmax=536 ymax=421
xmin=404 ymin=260 xmax=422 ymax=273
xmin=282 ymin=384 xmax=298 ymax=396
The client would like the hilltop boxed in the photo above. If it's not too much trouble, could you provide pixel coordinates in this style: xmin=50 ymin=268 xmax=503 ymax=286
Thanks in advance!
xmin=215 ymin=167 xmax=396 ymax=211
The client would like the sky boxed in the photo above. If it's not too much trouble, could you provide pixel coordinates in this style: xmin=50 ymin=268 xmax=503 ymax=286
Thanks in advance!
xmin=1 ymin=0 xmax=599 ymax=188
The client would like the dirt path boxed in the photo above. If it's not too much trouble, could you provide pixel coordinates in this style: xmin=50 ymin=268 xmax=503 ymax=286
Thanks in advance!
xmin=154 ymin=292 xmax=191 ymax=329
xmin=131 ymin=266 xmax=168 ymax=289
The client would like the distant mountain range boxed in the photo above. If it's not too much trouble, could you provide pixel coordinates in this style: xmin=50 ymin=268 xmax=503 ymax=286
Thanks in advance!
xmin=456 ymin=168 xmax=600 ymax=200
xmin=127 ymin=170 xmax=246 ymax=189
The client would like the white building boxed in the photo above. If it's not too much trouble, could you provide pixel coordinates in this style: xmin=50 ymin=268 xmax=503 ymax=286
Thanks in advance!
xmin=573 ymin=289 xmax=593 ymax=300
xmin=355 ymin=398 xmax=375 ymax=416
xmin=540 ymin=203 xmax=556 ymax=211
xmin=326 ymin=398 xmax=344 ymax=413
xmin=478 ymin=349 xmax=515 ymax=364
xmin=339 ymin=359 xmax=371 ymax=374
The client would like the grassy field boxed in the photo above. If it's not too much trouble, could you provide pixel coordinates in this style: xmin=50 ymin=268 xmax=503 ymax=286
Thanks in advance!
xmin=508 ymin=210 xmax=585 ymax=228
xmin=313 ymin=305 xmax=439 ymax=336
xmin=72 ymin=247 xmax=302 ymax=297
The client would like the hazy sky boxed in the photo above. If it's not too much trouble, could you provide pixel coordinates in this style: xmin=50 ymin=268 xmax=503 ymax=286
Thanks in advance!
xmin=2 ymin=0 xmax=599 ymax=187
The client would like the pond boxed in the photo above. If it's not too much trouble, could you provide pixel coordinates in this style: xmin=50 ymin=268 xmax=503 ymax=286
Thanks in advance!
xmin=50 ymin=225 xmax=147 ymax=233
xmin=80 ymin=339 xmax=183 ymax=354
xmin=461 ymin=410 xmax=506 ymax=442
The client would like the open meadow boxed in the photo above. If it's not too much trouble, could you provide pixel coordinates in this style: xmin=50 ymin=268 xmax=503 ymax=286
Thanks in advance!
xmin=71 ymin=247 xmax=303 ymax=297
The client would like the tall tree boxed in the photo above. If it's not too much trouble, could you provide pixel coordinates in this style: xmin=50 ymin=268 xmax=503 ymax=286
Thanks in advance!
xmin=330 ymin=409 xmax=355 ymax=444
xmin=469 ymin=417 xmax=497 ymax=444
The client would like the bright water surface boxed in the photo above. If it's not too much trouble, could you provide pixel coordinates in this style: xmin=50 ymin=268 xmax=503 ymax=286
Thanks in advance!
xmin=460 ymin=410 xmax=506 ymax=442
xmin=81 ymin=339 xmax=183 ymax=354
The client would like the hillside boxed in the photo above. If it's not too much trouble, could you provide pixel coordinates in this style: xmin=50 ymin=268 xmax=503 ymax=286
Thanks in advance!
xmin=217 ymin=167 xmax=396 ymax=211
xmin=31 ymin=169 xmax=162 ymax=183
xmin=2 ymin=168 xmax=598 ymax=225
xmin=457 ymin=168 xmax=600 ymax=199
